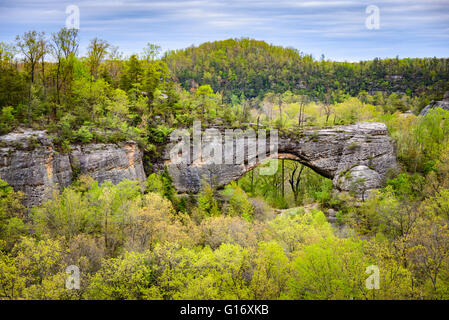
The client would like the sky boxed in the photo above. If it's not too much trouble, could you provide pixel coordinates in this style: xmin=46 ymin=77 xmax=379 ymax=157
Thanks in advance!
xmin=0 ymin=0 xmax=448 ymax=61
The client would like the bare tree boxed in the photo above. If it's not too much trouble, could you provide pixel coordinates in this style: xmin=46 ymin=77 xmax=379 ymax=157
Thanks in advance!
xmin=288 ymin=162 xmax=305 ymax=204
xmin=278 ymin=94 xmax=284 ymax=125
xmin=38 ymin=36 xmax=48 ymax=94
xmin=142 ymin=43 xmax=161 ymax=62
xmin=106 ymin=45 xmax=123 ymax=86
xmin=321 ymin=91 xmax=334 ymax=125
xmin=298 ymin=95 xmax=309 ymax=128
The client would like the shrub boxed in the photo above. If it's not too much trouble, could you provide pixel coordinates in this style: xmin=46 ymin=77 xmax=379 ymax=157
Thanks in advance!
xmin=224 ymin=183 xmax=254 ymax=222
xmin=74 ymin=126 xmax=94 ymax=143
xmin=0 ymin=106 xmax=15 ymax=134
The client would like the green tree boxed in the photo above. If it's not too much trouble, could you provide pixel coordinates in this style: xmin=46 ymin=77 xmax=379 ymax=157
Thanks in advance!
xmin=50 ymin=27 xmax=79 ymax=107
xmin=0 ymin=179 xmax=26 ymax=250
xmin=197 ymin=184 xmax=220 ymax=218
xmin=87 ymin=250 xmax=161 ymax=299
xmin=15 ymin=30 xmax=46 ymax=83
xmin=87 ymin=38 xmax=110 ymax=80
xmin=250 ymin=241 xmax=290 ymax=299
xmin=288 ymin=237 xmax=369 ymax=300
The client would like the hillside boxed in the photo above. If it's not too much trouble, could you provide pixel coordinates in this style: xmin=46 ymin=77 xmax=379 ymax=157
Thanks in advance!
xmin=164 ymin=38 xmax=449 ymax=101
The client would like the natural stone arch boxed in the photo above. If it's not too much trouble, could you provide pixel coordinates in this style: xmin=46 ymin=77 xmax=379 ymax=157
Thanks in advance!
xmin=162 ymin=122 xmax=398 ymax=199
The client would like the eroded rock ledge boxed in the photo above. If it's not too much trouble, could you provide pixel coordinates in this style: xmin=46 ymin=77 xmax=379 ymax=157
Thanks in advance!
xmin=163 ymin=122 xmax=398 ymax=199
xmin=1 ymin=122 xmax=398 ymax=206
xmin=0 ymin=129 xmax=146 ymax=207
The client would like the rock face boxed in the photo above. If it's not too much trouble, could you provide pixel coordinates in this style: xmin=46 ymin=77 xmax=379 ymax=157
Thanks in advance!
xmin=0 ymin=129 xmax=146 ymax=207
xmin=0 ymin=122 xmax=398 ymax=205
xmin=419 ymin=91 xmax=449 ymax=115
xmin=163 ymin=122 xmax=398 ymax=199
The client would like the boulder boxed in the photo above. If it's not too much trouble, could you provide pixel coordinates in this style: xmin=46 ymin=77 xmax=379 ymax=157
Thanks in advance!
xmin=333 ymin=165 xmax=382 ymax=200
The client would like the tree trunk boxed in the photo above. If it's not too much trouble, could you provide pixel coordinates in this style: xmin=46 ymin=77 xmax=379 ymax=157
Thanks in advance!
xmin=55 ymin=60 xmax=61 ymax=106
xmin=30 ymin=61 xmax=35 ymax=83
xmin=251 ymin=170 xmax=254 ymax=193
xmin=281 ymin=159 xmax=285 ymax=199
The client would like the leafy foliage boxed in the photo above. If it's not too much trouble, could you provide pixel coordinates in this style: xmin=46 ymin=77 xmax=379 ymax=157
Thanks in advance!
xmin=1 ymin=31 xmax=449 ymax=300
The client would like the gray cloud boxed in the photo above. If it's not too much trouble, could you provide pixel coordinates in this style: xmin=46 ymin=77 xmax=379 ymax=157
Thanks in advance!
xmin=0 ymin=0 xmax=448 ymax=60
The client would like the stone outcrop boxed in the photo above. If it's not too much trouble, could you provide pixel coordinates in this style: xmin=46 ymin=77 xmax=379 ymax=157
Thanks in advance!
xmin=419 ymin=91 xmax=449 ymax=115
xmin=0 ymin=129 xmax=146 ymax=207
xmin=163 ymin=122 xmax=398 ymax=199
xmin=1 ymin=122 xmax=399 ymax=205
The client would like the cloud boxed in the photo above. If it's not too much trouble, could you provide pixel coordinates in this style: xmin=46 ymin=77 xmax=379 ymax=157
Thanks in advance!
xmin=0 ymin=0 xmax=448 ymax=61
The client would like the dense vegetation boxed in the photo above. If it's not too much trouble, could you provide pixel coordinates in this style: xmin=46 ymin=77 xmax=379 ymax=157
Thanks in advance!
xmin=1 ymin=30 xmax=449 ymax=299
xmin=164 ymin=38 xmax=449 ymax=102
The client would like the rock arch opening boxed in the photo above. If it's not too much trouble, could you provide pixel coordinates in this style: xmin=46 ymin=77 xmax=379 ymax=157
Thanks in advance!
xmin=230 ymin=158 xmax=333 ymax=208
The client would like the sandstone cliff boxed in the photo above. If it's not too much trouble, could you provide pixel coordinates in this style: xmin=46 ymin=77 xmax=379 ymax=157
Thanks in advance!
xmin=0 ymin=129 xmax=146 ymax=207
xmin=1 ymin=122 xmax=399 ymax=205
